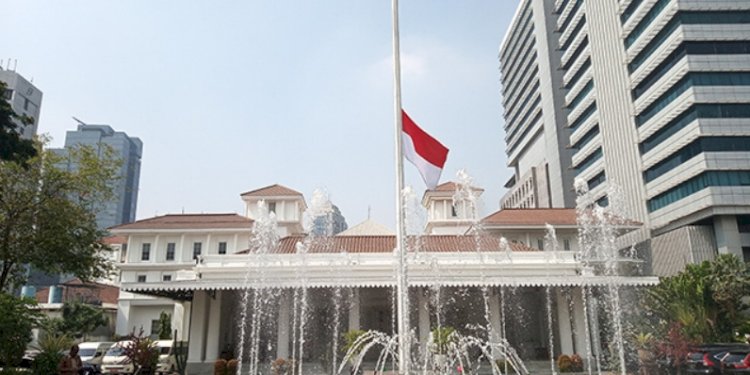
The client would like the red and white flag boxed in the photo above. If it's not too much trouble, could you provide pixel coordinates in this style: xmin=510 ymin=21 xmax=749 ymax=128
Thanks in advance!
xmin=402 ymin=109 xmax=449 ymax=189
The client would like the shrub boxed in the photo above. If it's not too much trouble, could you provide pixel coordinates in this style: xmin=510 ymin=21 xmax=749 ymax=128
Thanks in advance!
xmin=31 ymin=334 xmax=73 ymax=375
xmin=431 ymin=326 xmax=456 ymax=355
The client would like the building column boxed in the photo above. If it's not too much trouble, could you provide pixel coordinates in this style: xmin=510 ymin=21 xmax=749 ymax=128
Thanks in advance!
xmin=489 ymin=289 xmax=504 ymax=357
xmin=571 ymin=287 xmax=588 ymax=356
xmin=348 ymin=289 xmax=360 ymax=331
xmin=417 ymin=288 xmax=431 ymax=345
xmin=555 ymin=288 xmax=574 ymax=355
xmin=715 ymin=215 xmax=743 ymax=258
xmin=205 ymin=290 xmax=222 ymax=361
xmin=277 ymin=290 xmax=292 ymax=359
xmin=172 ymin=303 xmax=185 ymax=341
xmin=187 ymin=291 xmax=209 ymax=363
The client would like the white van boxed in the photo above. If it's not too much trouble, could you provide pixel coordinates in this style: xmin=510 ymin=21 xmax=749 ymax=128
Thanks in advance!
xmin=100 ymin=341 xmax=133 ymax=374
xmin=154 ymin=340 xmax=174 ymax=374
xmin=78 ymin=342 xmax=114 ymax=373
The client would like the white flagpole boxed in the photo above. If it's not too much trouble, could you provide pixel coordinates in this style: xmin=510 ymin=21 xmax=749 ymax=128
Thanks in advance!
xmin=391 ymin=0 xmax=411 ymax=374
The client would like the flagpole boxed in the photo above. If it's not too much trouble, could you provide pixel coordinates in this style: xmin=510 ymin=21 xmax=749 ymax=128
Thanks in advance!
xmin=391 ymin=0 xmax=411 ymax=373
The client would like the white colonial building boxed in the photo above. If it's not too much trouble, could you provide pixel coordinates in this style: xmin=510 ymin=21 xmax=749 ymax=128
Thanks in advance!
xmin=111 ymin=183 xmax=656 ymax=374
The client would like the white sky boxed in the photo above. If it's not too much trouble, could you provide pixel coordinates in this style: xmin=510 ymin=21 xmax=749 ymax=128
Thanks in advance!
xmin=2 ymin=1 xmax=518 ymax=229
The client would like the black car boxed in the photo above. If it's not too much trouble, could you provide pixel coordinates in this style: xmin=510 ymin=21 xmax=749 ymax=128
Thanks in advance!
xmin=686 ymin=344 xmax=749 ymax=375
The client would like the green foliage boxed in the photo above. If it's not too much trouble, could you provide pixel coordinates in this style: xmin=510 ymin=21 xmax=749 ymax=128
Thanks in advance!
xmin=158 ymin=311 xmax=172 ymax=340
xmin=0 ymin=294 xmax=41 ymax=366
xmin=341 ymin=329 xmax=367 ymax=356
xmin=430 ymin=326 xmax=456 ymax=355
xmin=638 ymin=254 xmax=750 ymax=365
xmin=31 ymin=334 xmax=73 ymax=375
xmin=0 ymin=81 xmax=36 ymax=164
xmin=123 ymin=329 xmax=160 ymax=374
xmin=0 ymin=144 xmax=120 ymax=291
xmin=45 ymin=301 xmax=108 ymax=339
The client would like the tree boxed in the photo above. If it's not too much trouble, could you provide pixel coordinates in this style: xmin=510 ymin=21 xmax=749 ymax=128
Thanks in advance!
xmin=0 ymin=294 xmax=41 ymax=366
xmin=0 ymin=81 xmax=36 ymax=164
xmin=642 ymin=254 xmax=750 ymax=346
xmin=0 ymin=144 xmax=120 ymax=292
xmin=46 ymin=301 xmax=108 ymax=339
xmin=158 ymin=311 xmax=172 ymax=340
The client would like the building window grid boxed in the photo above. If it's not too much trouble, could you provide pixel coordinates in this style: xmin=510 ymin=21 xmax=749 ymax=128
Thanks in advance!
xmin=567 ymin=80 xmax=595 ymax=112
xmin=569 ymin=102 xmax=597 ymax=131
xmin=564 ymin=58 xmax=592 ymax=90
xmin=644 ymin=137 xmax=750 ymax=182
xmin=621 ymin=0 xmax=645 ymax=23
xmin=574 ymin=147 xmax=603 ymax=176
xmin=624 ymin=0 xmax=670 ymax=48
xmin=558 ymin=0 xmax=583 ymax=35
xmin=648 ymin=171 xmax=750 ymax=212
xmin=636 ymin=72 xmax=750 ymax=127
xmin=560 ymin=16 xmax=587 ymax=52
xmin=629 ymin=11 xmax=750 ymax=73
xmin=561 ymin=37 xmax=589 ymax=71
xmin=571 ymin=124 xmax=600 ymax=150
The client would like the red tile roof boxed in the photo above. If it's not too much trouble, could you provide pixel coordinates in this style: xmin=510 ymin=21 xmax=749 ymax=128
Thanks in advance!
xmin=240 ymin=184 xmax=303 ymax=197
xmin=238 ymin=235 xmax=536 ymax=254
xmin=110 ymin=213 xmax=253 ymax=230
xmin=482 ymin=208 xmax=578 ymax=226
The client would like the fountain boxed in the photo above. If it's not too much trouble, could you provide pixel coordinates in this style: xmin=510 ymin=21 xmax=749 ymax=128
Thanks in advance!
xmin=215 ymin=172 xmax=656 ymax=375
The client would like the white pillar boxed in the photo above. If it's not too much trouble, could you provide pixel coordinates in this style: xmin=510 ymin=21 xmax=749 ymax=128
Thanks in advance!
xmin=188 ymin=291 xmax=208 ymax=363
xmin=489 ymin=290 xmax=503 ymax=357
xmin=417 ymin=288 xmax=431 ymax=345
xmin=277 ymin=291 xmax=292 ymax=359
xmin=205 ymin=291 xmax=222 ymax=361
xmin=348 ymin=289 xmax=360 ymax=331
xmin=556 ymin=288 xmax=574 ymax=355
xmin=715 ymin=215 xmax=743 ymax=258
xmin=571 ymin=287 xmax=588 ymax=355
xmin=172 ymin=303 xmax=185 ymax=341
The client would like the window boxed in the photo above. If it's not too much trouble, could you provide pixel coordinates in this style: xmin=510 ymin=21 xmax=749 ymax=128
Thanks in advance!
xmin=137 ymin=275 xmax=147 ymax=283
xmin=568 ymin=103 xmax=597 ymax=131
xmin=218 ymin=242 xmax=227 ymax=255
xmin=141 ymin=243 xmax=151 ymax=261
xmin=624 ymin=0 xmax=670 ymax=47
xmin=193 ymin=242 xmax=202 ymax=259
xmin=150 ymin=319 xmax=160 ymax=337
xmin=574 ymin=148 xmax=603 ymax=175
xmin=563 ymin=239 xmax=571 ymax=251
xmin=648 ymin=171 xmax=750 ymax=212
xmin=587 ymin=171 xmax=606 ymax=190
xmin=644 ymin=137 xmax=750 ymax=182
xmin=162 ymin=274 xmax=172 ymax=282
xmin=451 ymin=205 xmax=458 ymax=217
xmin=738 ymin=216 xmax=750 ymax=233
xmin=268 ymin=202 xmax=276 ymax=213
xmin=2 ymin=89 xmax=12 ymax=100
xmin=166 ymin=243 xmax=175 ymax=261
xmin=571 ymin=125 xmax=600 ymax=150
xmin=537 ymin=239 xmax=544 ymax=250
xmin=567 ymin=80 xmax=594 ymax=112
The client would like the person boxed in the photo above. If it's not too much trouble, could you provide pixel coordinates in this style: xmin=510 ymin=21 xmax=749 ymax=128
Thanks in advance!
xmin=58 ymin=344 xmax=83 ymax=375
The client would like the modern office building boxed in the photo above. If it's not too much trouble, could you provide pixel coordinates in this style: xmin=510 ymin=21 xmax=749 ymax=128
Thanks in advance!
xmin=0 ymin=66 xmax=43 ymax=140
xmin=500 ymin=0 xmax=750 ymax=275
xmin=52 ymin=122 xmax=143 ymax=230
xmin=499 ymin=0 xmax=576 ymax=210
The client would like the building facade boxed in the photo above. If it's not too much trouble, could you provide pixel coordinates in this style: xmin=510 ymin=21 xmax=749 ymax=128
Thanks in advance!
xmin=500 ymin=0 xmax=750 ymax=275
xmin=499 ymin=0 xmax=576 ymax=210
xmin=0 ymin=67 xmax=42 ymax=140
xmin=51 ymin=123 xmax=143 ymax=230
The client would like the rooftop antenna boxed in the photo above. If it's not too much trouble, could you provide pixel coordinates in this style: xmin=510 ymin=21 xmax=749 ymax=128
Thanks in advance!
xmin=13 ymin=59 xmax=17 ymax=71
xmin=72 ymin=116 xmax=87 ymax=126
xmin=368 ymin=205 xmax=371 ymax=220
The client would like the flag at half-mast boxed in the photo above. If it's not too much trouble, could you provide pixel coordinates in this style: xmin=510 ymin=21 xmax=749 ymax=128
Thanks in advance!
xmin=401 ymin=109 xmax=449 ymax=189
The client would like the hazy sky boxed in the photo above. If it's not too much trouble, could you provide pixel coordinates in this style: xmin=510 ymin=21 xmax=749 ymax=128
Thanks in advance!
xmin=2 ymin=1 xmax=518 ymax=228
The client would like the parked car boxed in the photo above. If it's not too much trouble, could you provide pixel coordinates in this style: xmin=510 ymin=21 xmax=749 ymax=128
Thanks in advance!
xmin=100 ymin=341 xmax=133 ymax=375
xmin=79 ymin=342 xmax=114 ymax=375
xmin=685 ymin=344 xmax=748 ymax=374
xmin=154 ymin=340 xmax=173 ymax=375
xmin=720 ymin=348 xmax=750 ymax=374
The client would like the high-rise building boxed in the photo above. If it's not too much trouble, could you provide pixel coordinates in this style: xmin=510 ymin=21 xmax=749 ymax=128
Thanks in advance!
xmin=52 ymin=123 xmax=143 ymax=229
xmin=0 ymin=66 xmax=43 ymax=140
xmin=312 ymin=204 xmax=348 ymax=236
xmin=499 ymin=0 xmax=575 ymax=210
xmin=500 ymin=0 xmax=750 ymax=275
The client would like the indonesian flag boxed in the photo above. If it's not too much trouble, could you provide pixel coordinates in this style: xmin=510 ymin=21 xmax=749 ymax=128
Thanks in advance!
xmin=402 ymin=109 xmax=449 ymax=189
